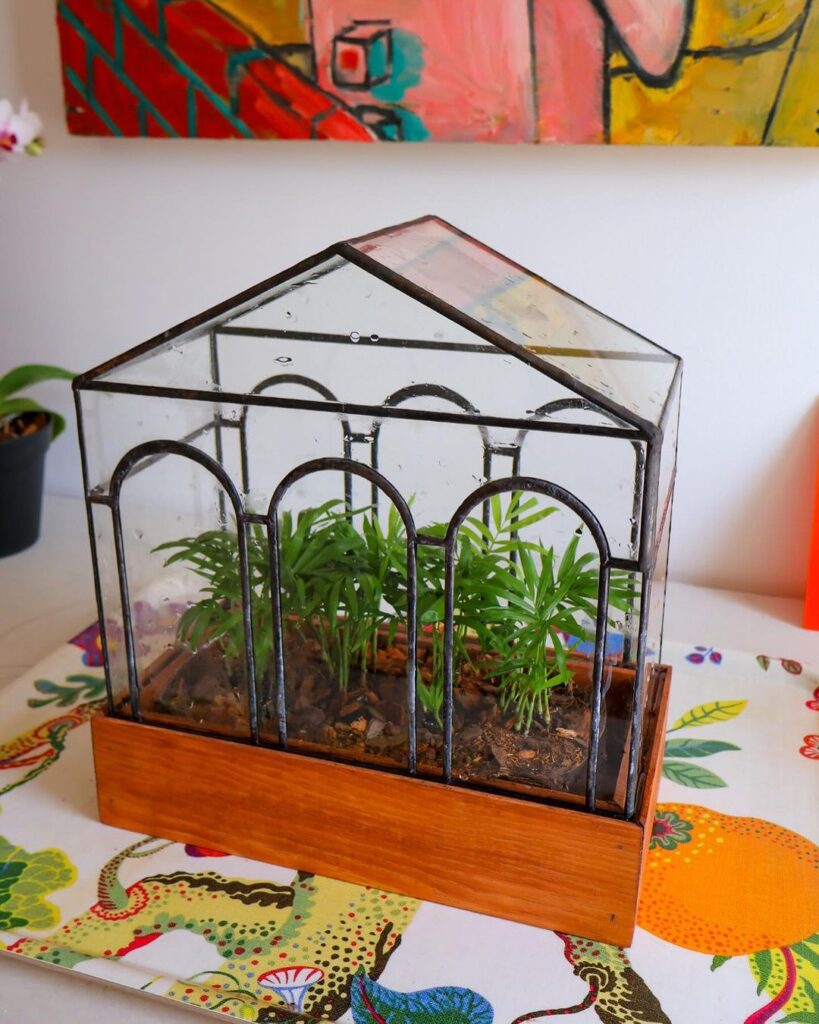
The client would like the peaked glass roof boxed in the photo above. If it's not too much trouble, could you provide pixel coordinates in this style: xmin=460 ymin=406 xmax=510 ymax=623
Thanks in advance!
xmin=343 ymin=217 xmax=680 ymax=431
xmin=88 ymin=217 xmax=679 ymax=437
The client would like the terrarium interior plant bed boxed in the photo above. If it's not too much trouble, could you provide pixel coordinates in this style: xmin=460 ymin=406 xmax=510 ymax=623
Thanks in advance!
xmin=77 ymin=217 xmax=680 ymax=946
xmin=122 ymin=495 xmax=644 ymax=810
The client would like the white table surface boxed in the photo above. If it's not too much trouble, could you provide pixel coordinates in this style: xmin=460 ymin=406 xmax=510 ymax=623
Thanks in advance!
xmin=1 ymin=494 xmax=817 ymax=1021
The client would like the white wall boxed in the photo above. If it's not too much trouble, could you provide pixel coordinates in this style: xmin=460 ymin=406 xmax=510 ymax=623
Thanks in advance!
xmin=2 ymin=1 xmax=817 ymax=599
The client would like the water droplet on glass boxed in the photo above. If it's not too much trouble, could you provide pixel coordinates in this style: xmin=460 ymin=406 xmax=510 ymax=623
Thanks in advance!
xmin=370 ymin=333 xmax=380 ymax=342
xmin=350 ymin=331 xmax=360 ymax=343
xmin=276 ymin=356 xmax=292 ymax=364
xmin=285 ymin=311 xmax=293 ymax=320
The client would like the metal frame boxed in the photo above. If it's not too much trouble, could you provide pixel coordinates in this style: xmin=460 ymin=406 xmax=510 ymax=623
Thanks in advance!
xmin=87 ymin=433 xmax=619 ymax=812
xmin=73 ymin=216 xmax=682 ymax=822
xmin=268 ymin=457 xmax=418 ymax=769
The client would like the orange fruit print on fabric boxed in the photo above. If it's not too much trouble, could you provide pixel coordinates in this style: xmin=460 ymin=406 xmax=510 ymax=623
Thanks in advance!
xmin=639 ymin=804 xmax=819 ymax=956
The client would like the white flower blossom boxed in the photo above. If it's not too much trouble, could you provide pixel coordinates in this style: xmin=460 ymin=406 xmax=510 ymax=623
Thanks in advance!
xmin=0 ymin=98 xmax=44 ymax=157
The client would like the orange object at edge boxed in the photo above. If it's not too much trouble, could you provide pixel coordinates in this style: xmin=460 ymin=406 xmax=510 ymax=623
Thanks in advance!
xmin=805 ymin=456 xmax=819 ymax=630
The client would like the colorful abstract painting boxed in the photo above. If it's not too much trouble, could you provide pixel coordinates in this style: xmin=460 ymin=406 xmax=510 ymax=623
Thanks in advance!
xmin=56 ymin=1 xmax=819 ymax=144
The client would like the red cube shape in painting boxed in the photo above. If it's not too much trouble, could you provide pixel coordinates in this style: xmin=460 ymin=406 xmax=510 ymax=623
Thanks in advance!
xmin=331 ymin=22 xmax=392 ymax=90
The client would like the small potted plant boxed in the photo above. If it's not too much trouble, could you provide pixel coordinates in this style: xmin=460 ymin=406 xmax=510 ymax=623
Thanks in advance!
xmin=0 ymin=365 xmax=74 ymax=556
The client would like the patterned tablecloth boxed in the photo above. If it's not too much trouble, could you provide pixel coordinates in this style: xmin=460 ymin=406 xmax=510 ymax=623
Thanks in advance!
xmin=0 ymin=627 xmax=817 ymax=1024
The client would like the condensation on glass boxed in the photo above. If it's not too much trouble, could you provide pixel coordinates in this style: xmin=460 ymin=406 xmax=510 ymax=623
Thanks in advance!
xmin=74 ymin=216 xmax=681 ymax=820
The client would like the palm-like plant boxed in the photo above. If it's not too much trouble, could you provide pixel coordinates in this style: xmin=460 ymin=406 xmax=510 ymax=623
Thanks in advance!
xmin=155 ymin=493 xmax=635 ymax=729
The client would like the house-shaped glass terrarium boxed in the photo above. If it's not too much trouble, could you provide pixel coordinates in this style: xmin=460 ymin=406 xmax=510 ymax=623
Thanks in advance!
xmin=75 ymin=217 xmax=680 ymax=946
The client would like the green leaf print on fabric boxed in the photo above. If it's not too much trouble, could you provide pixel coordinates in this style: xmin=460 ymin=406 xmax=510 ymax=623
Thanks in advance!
xmin=27 ymin=674 xmax=105 ymax=709
xmin=662 ymin=761 xmax=727 ymax=788
xmin=662 ymin=700 xmax=747 ymax=788
xmin=0 ymin=836 xmax=76 ymax=930
xmin=663 ymin=739 xmax=740 ymax=758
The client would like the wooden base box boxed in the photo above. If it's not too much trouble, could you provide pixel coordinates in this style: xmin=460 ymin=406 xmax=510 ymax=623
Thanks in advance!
xmin=90 ymin=665 xmax=670 ymax=947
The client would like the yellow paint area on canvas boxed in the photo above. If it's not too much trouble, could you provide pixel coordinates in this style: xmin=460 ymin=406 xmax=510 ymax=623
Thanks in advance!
xmin=610 ymin=0 xmax=819 ymax=145
xmin=210 ymin=0 xmax=306 ymax=45
xmin=685 ymin=0 xmax=808 ymax=48
xmin=766 ymin=0 xmax=819 ymax=143
xmin=611 ymin=45 xmax=792 ymax=145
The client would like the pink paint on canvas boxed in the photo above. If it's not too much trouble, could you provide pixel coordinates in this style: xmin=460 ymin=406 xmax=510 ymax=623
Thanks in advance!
xmin=310 ymin=0 xmax=536 ymax=142
xmin=311 ymin=0 xmax=691 ymax=143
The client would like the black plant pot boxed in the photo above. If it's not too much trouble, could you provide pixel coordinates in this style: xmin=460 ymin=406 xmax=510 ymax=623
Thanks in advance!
xmin=0 ymin=417 xmax=53 ymax=557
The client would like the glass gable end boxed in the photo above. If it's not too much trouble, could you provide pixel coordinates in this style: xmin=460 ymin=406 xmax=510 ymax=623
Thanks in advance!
xmin=96 ymin=244 xmax=655 ymax=434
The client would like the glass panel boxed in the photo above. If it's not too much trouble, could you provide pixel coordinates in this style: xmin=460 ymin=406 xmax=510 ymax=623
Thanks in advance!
xmin=216 ymin=321 xmax=584 ymax=425
xmin=648 ymin=495 xmax=673 ymax=667
xmin=79 ymin=390 xmax=221 ymax=497
xmin=518 ymin=421 xmax=646 ymax=561
xmin=350 ymin=217 xmax=680 ymax=427
xmin=219 ymin=258 xmax=600 ymax=425
xmin=88 ymin=248 xmax=656 ymax=432
xmin=230 ymin=256 xmax=486 ymax=344
xmin=91 ymin=503 xmax=129 ymax=711
xmin=94 ymin=257 xmax=348 ymax=386
xmin=270 ymin=470 xmax=411 ymax=770
xmin=657 ymin=370 xmax=681 ymax=539
xmin=434 ymin=492 xmax=636 ymax=809
xmin=100 ymin=332 xmax=214 ymax=390
xmin=115 ymin=453 xmax=252 ymax=739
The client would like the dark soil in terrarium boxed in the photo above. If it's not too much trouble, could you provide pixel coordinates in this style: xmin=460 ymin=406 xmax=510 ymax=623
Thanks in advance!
xmin=134 ymin=633 xmax=628 ymax=801
xmin=282 ymin=638 xmax=594 ymax=794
